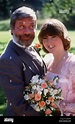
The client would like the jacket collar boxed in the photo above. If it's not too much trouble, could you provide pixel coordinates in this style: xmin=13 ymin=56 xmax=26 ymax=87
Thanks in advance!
xmin=8 ymin=40 xmax=45 ymax=74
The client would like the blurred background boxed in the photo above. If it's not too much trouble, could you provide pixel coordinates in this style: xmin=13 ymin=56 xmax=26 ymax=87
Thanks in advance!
xmin=0 ymin=0 xmax=75 ymax=116
xmin=0 ymin=0 xmax=75 ymax=30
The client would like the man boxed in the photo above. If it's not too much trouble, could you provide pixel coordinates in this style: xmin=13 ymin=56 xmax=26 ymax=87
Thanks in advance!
xmin=0 ymin=6 xmax=46 ymax=116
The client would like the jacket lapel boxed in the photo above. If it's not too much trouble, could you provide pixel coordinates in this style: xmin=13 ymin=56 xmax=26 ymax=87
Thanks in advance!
xmin=9 ymin=41 xmax=44 ymax=74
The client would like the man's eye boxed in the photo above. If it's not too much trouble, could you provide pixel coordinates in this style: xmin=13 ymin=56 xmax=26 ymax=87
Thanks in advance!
xmin=19 ymin=25 xmax=24 ymax=29
xmin=30 ymin=25 xmax=35 ymax=29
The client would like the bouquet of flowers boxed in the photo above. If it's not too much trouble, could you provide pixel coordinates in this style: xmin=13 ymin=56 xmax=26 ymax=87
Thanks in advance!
xmin=24 ymin=75 xmax=63 ymax=116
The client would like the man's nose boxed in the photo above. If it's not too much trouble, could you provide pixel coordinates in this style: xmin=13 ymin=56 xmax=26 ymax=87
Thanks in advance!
xmin=23 ymin=27 xmax=30 ymax=34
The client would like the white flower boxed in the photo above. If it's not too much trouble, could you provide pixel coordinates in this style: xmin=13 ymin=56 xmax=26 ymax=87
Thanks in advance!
xmin=32 ymin=85 xmax=36 ymax=90
xmin=30 ymin=75 xmax=39 ymax=83
xmin=44 ymin=89 xmax=48 ymax=96
xmin=46 ymin=100 xmax=50 ymax=105
xmin=24 ymin=94 xmax=30 ymax=100
xmin=37 ymin=90 xmax=42 ymax=95
xmin=39 ymin=78 xmax=45 ymax=84
xmin=33 ymin=104 xmax=40 ymax=112
xmin=36 ymin=85 xmax=43 ymax=91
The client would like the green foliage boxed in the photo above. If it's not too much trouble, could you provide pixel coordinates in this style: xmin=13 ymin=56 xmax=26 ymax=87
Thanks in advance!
xmin=0 ymin=30 xmax=75 ymax=56
xmin=0 ymin=0 xmax=75 ymax=30
xmin=70 ymin=47 xmax=75 ymax=54
xmin=0 ymin=19 xmax=10 ymax=31
xmin=0 ymin=87 xmax=6 ymax=116
xmin=0 ymin=0 xmax=51 ymax=19
xmin=0 ymin=104 xmax=6 ymax=116
xmin=0 ymin=0 xmax=75 ymax=29
xmin=0 ymin=19 xmax=44 ymax=31
xmin=0 ymin=87 xmax=6 ymax=105
xmin=0 ymin=31 xmax=11 ymax=54
xmin=39 ymin=0 xmax=75 ymax=29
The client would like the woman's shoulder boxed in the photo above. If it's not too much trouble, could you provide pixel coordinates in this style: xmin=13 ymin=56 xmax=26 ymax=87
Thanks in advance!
xmin=68 ymin=52 xmax=75 ymax=63
xmin=67 ymin=52 xmax=75 ymax=71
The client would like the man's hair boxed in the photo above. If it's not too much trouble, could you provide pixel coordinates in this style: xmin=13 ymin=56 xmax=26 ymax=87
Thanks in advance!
xmin=10 ymin=6 xmax=37 ymax=28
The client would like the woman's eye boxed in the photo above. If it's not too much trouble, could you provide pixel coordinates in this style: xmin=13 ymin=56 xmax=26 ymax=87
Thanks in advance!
xmin=52 ymin=35 xmax=57 ymax=38
xmin=43 ymin=36 xmax=47 ymax=39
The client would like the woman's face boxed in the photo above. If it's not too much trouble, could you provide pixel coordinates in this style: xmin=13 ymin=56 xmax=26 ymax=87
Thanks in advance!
xmin=43 ymin=35 xmax=64 ymax=54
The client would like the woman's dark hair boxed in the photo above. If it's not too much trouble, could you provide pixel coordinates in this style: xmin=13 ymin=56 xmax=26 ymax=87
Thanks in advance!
xmin=38 ymin=18 xmax=71 ymax=53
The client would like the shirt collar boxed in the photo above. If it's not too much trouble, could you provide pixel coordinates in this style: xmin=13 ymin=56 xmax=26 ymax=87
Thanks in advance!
xmin=12 ymin=37 xmax=26 ymax=49
xmin=12 ymin=37 xmax=34 ymax=50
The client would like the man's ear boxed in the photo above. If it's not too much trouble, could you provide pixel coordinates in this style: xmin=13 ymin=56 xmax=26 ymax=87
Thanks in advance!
xmin=10 ymin=28 xmax=13 ymax=35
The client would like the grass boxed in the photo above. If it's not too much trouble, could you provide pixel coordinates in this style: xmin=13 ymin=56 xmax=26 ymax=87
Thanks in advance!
xmin=0 ymin=19 xmax=10 ymax=31
xmin=0 ymin=87 xmax=6 ymax=116
xmin=0 ymin=30 xmax=75 ymax=115
xmin=0 ymin=30 xmax=75 ymax=45
xmin=0 ymin=104 xmax=6 ymax=116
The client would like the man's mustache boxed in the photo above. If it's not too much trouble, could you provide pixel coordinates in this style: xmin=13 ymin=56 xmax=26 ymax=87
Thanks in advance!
xmin=21 ymin=34 xmax=32 ymax=37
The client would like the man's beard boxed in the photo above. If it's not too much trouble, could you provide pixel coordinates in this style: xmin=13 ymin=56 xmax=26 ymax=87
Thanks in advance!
xmin=13 ymin=34 xmax=35 ymax=47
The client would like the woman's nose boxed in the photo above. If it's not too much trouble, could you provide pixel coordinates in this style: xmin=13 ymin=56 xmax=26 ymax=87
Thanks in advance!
xmin=46 ymin=38 xmax=51 ymax=44
xmin=47 ymin=37 xmax=53 ymax=43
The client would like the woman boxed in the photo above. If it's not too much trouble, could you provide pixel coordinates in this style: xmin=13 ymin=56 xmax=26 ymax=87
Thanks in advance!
xmin=38 ymin=18 xmax=75 ymax=116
